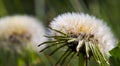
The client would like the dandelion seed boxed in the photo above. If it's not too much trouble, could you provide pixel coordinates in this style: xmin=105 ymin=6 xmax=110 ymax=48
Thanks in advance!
xmin=0 ymin=15 xmax=46 ymax=52
xmin=39 ymin=13 xmax=117 ymax=66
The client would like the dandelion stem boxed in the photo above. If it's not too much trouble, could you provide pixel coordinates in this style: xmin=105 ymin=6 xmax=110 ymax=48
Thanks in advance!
xmin=85 ymin=56 xmax=89 ymax=66
xmin=79 ymin=54 xmax=86 ymax=66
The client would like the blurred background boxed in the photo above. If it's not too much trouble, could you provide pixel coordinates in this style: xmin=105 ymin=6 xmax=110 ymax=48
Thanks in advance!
xmin=0 ymin=0 xmax=120 ymax=66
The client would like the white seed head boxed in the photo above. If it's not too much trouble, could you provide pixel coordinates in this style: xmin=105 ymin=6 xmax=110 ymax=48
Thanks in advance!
xmin=50 ymin=13 xmax=117 ymax=57
xmin=0 ymin=15 xmax=47 ymax=52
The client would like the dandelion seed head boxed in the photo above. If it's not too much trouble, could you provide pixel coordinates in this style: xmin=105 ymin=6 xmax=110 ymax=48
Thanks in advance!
xmin=50 ymin=13 xmax=117 ymax=57
xmin=0 ymin=15 xmax=46 ymax=51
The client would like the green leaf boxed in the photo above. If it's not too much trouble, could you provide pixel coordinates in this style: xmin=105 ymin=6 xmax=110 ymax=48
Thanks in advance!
xmin=109 ymin=42 xmax=120 ymax=66
xmin=118 ymin=42 xmax=120 ymax=48
xmin=110 ymin=42 xmax=120 ymax=59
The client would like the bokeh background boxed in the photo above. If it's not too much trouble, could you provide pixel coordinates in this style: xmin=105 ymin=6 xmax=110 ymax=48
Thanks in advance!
xmin=0 ymin=0 xmax=120 ymax=66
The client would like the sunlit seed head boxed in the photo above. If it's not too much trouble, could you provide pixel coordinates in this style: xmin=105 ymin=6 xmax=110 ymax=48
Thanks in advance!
xmin=50 ymin=13 xmax=117 ymax=57
xmin=0 ymin=15 xmax=47 ymax=51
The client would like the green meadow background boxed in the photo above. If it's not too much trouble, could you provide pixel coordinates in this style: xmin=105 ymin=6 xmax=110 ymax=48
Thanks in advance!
xmin=0 ymin=0 xmax=120 ymax=66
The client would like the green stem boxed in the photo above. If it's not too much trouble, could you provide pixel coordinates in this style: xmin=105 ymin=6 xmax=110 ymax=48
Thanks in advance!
xmin=79 ymin=54 xmax=89 ymax=66
xmin=79 ymin=54 xmax=86 ymax=66
xmin=85 ymin=56 xmax=89 ymax=66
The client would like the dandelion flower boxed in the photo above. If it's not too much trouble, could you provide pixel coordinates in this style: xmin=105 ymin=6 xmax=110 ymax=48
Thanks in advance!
xmin=0 ymin=15 xmax=46 ymax=52
xmin=39 ymin=13 xmax=117 ymax=66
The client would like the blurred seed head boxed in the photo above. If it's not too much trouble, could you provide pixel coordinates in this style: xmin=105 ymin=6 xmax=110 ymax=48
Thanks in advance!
xmin=0 ymin=15 xmax=47 ymax=52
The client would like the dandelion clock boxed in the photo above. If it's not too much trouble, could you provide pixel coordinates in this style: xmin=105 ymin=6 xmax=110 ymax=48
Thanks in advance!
xmin=0 ymin=15 xmax=46 ymax=51
xmin=39 ymin=13 xmax=117 ymax=66
xmin=0 ymin=15 xmax=46 ymax=66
